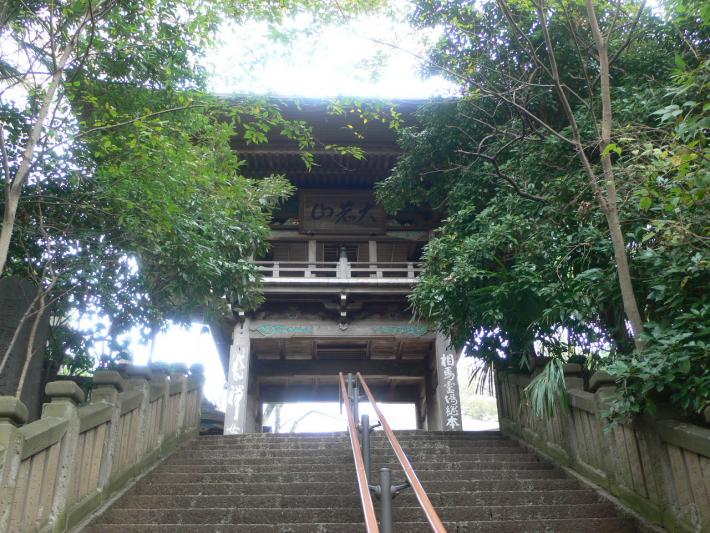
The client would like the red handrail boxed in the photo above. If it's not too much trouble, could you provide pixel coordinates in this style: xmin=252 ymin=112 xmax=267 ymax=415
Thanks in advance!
xmin=356 ymin=372 xmax=447 ymax=533
xmin=338 ymin=372 xmax=379 ymax=532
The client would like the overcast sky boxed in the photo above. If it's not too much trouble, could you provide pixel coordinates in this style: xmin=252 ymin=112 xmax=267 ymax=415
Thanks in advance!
xmin=204 ymin=6 xmax=457 ymax=98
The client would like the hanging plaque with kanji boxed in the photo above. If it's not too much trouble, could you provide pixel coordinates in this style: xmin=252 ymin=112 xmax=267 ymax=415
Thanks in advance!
xmin=299 ymin=190 xmax=386 ymax=234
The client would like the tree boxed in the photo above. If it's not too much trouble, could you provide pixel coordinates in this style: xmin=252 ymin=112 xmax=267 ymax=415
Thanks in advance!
xmin=0 ymin=0 xmax=383 ymax=379
xmin=377 ymin=0 xmax=709 ymax=419
xmin=0 ymin=0 xmax=383 ymax=274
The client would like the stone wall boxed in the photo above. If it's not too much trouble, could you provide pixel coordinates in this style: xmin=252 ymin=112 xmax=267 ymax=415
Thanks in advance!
xmin=496 ymin=367 xmax=710 ymax=533
xmin=0 ymin=365 xmax=203 ymax=532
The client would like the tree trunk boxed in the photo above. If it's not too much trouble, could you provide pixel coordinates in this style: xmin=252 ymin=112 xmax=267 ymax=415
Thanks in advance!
xmin=586 ymin=0 xmax=645 ymax=351
xmin=0 ymin=8 xmax=88 ymax=275
xmin=0 ymin=189 xmax=18 ymax=275
xmin=0 ymin=287 xmax=41 ymax=376
xmin=16 ymin=292 xmax=46 ymax=398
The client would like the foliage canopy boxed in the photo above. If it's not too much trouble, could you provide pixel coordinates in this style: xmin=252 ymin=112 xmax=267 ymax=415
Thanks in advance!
xmin=0 ymin=0 xmax=380 ymax=372
xmin=378 ymin=0 xmax=709 ymax=421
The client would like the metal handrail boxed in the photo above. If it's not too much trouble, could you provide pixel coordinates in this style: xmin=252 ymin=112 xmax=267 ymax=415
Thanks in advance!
xmin=357 ymin=372 xmax=447 ymax=533
xmin=338 ymin=372 xmax=380 ymax=532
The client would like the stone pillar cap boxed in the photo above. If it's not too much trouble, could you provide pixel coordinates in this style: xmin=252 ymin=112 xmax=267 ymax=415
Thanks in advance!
xmin=149 ymin=363 xmax=170 ymax=376
xmin=588 ymin=371 xmax=616 ymax=392
xmin=122 ymin=365 xmax=152 ymax=380
xmin=563 ymin=363 xmax=584 ymax=376
xmin=0 ymin=397 xmax=29 ymax=426
xmin=93 ymin=370 xmax=125 ymax=392
xmin=45 ymin=381 xmax=85 ymax=404
xmin=169 ymin=372 xmax=187 ymax=382
xmin=170 ymin=363 xmax=189 ymax=375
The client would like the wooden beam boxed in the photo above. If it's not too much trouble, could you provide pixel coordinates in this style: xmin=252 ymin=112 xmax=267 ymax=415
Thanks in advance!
xmin=253 ymin=359 xmax=427 ymax=378
xmin=258 ymin=383 xmax=421 ymax=403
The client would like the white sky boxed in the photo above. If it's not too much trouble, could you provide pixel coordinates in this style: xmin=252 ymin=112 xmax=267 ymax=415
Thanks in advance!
xmin=122 ymin=5 xmax=489 ymax=432
xmin=204 ymin=8 xmax=457 ymax=98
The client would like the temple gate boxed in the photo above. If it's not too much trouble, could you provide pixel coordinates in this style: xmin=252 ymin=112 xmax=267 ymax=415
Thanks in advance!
xmin=211 ymin=101 xmax=463 ymax=434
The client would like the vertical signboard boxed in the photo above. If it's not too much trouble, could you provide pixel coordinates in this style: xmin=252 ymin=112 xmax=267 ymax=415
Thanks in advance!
xmin=436 ymin=335 xmax=463 ymax=431
xmin=224 ymin=319 xmax=251 ymax=434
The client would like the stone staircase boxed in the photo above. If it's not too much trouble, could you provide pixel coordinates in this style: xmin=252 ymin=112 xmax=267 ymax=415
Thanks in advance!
xmin=85 ymin=430 xmax=639 ymax=532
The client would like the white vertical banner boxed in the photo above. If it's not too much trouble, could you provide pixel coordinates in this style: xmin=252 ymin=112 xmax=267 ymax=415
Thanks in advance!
xmin=436 ymin=334 xmax=463 ymax=431
xmin=224 ymin=319 xmax=250 ymax=434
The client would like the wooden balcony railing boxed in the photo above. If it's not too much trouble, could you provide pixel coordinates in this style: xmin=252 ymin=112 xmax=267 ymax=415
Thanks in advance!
xmin=254 ymin=260 xmax=422 ymax=280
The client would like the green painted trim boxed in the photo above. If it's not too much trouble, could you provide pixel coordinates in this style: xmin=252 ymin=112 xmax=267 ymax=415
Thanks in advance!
xmin=255 ymin=324 xmax=314 ymax=336
xmin=78 ymin=404 xmax=112 ymax=433
xmin=19 ymin=417 xmax=68 ymax=460
xmin=119 ymin=390 xmax=144 ymax=415
xmin=371 ymin=324 xmax=428 ymax=336
xmin=655 ymin=419 xmax=710 ymax=458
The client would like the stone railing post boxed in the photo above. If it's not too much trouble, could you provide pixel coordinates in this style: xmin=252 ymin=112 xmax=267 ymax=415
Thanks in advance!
xmin=189 ymin=364 xmax=205 ymax=431
xmin=589 ymin=371 xmax=623 ymax=487
xmin=121 ymin=366 xmax=152 ymax=458
xmin=563 ymin=363 xmax=584 ymax=390
xmin=169 ymin=364 xmax=188 ymax=434
xmin=0 ymin=398 xmax=28 ymax=531
xmin=42 ymin=381 xmax=84 ymax=529
xmin=91 ymin=370 xmax=125 ymax=489
xmin=559 ymin=363 xmax=585 ymax=467
xmin=149 ymin=366 xmax=170 ymax=447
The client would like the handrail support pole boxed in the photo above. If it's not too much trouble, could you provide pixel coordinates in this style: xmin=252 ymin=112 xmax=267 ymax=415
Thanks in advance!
xmin=361 ymin=413 xmax=371 ymax=481
xmin=347 ymin=373 xmax=354 ymax=401
xmin=352 ymin=375 xmax=360 ymax=423
xmin=347 ymin=373 xmax=358 ymax=422
xmin=380 ymin=468 xmax=393 ymax=533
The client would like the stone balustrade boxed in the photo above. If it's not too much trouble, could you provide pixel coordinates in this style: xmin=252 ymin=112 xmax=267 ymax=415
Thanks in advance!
xmin=496 ymin=366 xmax=710 ymax=533
xmin=0 ymin=364 xmax=204 ymax=532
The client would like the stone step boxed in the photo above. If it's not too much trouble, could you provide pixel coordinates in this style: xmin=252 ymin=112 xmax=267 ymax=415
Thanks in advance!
xmin=113 ymin=489 xmax=603 ymax=510
xmin=88 ymin=430 xmax=640 ymax=533
xmin=189 ymin=436 xmax=511 ymax=449
xmin=172 ymin=446 xmax=528 ymax=460
xmin=163 ymin=452 xmax=542 ymax=466
xmin=87 ymin=517 xmax=638 ymax=533
xmin=128 ymin=478 xmax=582 ymax=496
xmin=143 ymin=468 xmax=564 ymax=485
xmin=189 ymin=435 xmax=513 ymax=444
xmin=154 ymin=461 xmax=551 ymax=475
xmin=95 ymin=503 xmax=622 ymax=525
xmin=194 ymin=430 xmax=503 ymax=440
